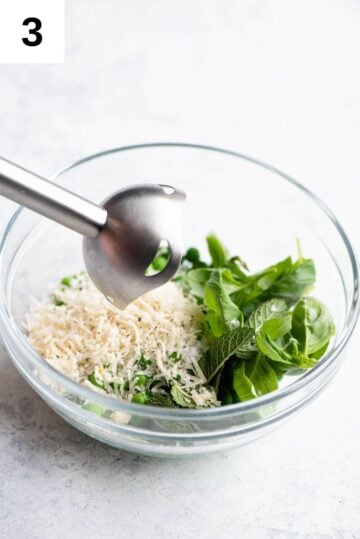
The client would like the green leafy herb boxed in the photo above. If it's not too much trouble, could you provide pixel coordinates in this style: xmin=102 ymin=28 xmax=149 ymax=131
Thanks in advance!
xmin=199 ymin=326 xmax=256 ymax=382
xmin=291 ymin=297 xmax=335 ymax=356
xmin=207 ymin=233 xmax=229 ymax=268
xmin=230 ymin=257 xmax=292 ymax=314
xmin=131 ymin=389 xmax=179 ymax=408
xmin=187 ymin=268 xmax=240 ymax=299
xmin=61 ymin=276 xmax=74 ymax=287
xmin=247 ymin=298 xmax=288 ymax=330
xmin=232 ymin=360 xmax=255 ymax=401
xmin=170 ymin=384 xmax=195 ymax=408
xmin=88 ymin=372 xmax=105 ymax=390
xmin=138 ymin=354 xmax=152 ymax=369
xmin=245 ymin=354 xmax=279 ymax=396
xmin=146 ymin=393 xmax=178 ymax=407
xmin=255 ymin=326 xmax=293 ymax=365
xmin=268 ymin=258 xmax=315 ymax=302
xmin=204 ymin=271 xmax=242 ymax=337
xmin=180 ymin=233 xmax=335 ymax=404
xmin=169 ymin=351 xmax=182 ymax=363
xmin=53 ymin=296 xmax=66 ymax=307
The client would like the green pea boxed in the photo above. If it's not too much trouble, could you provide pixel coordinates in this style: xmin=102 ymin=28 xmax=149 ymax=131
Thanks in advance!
xmin=151 ymin=255 xmax=168 ymax=271
xmin=135 ymin=374 xmax=149 ymax=387
xmin=132 ymin=392 xmax=150 ymax=404
xmin=185 ymin=247 xmax=200 ymax=263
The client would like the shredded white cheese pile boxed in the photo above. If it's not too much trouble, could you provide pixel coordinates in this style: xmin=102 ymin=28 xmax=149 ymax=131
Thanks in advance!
xmin=26 ymin=273 xmax=218 ymax=408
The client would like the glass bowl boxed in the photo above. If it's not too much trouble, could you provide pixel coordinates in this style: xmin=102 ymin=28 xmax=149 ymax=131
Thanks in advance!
xmin=0 ymin=143 xmax=358 ymax=457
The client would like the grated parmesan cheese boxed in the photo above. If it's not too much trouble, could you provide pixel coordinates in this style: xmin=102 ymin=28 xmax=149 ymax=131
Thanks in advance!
xmin=26 ymin=273 xmax=218 ymax=408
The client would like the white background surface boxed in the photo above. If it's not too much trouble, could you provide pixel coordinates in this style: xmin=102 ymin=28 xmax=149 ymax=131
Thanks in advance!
xmin=0 ymin=1 xmax=360 ymax=537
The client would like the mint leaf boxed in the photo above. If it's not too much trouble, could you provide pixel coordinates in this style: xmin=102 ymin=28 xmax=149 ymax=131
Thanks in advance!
xmin=170 ymin=384 xmax=195 ymax=408
xmin=146 ymin=393 xmax=178 ymax=408
xmin=199 ymin=326 xmax=255 ymax=382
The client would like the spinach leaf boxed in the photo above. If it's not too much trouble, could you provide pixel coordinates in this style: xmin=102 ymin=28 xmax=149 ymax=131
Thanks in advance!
xmin=187 ymin=267 xmax=240 ymax=299
xmin=255 ymin=313 xmax=294 ymax=365
xmin=247 ymin=298 xmax=288 ymax=330
xmin=246 ymin=353 xmax=279 ymax=396
xmin=309 ymin=341 xmax=329 ymax=360
xmin=232 ymin=353 xmax=279 ymax=401
xmin=232 ymin=360 xmax=255 ymax=401
xmin=260 ymin=315 xmax=292 ymax=340
xmin=231 ymin=257 xmax=292 ymax=313
xmin=255 ymin=327 xmax=294 ymax=365
xmin=231 ymin=257 xmax=315 ymax=315
xmin=292 ymin=353 xmax=318 ymax=369
xmin=268 ymin=259 xmax=315 ymax=302
xmin=204 ymin=272 xmax=242 ymax=337
xmin=199 ymin=326 xmax=255 ymax=382
xmin=292 ymin=296 xmax=335 ymax=356
xmin=256 ymin=316 xmax=318 ymax=370
xmin=227 ymin=257 xmax=248 ymax=282
xmin=187 ymin=268 xmax=213 ymax=298
xmin=207 ymin=233 xmax=228 ymax=268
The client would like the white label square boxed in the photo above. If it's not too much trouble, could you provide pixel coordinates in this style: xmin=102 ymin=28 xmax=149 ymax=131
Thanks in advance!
xmin=0 ymin=0 xmax=64 ymax=63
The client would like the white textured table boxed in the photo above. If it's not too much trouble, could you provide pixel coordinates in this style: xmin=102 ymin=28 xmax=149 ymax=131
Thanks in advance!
xmin=1 ymin=1 xmax=360 ymax=537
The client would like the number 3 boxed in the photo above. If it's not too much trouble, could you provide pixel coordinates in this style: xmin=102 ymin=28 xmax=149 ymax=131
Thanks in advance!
xmin=22 ymin=17 xmax=43 ymax=47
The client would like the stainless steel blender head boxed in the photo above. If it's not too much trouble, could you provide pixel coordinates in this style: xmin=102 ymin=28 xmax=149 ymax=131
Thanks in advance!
xmin=0 ymin=156 xmax=186 ymax=308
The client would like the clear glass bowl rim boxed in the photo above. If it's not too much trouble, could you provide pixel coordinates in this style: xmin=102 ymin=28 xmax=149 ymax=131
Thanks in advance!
xmin=0 ymin=142 xmax=359 ymax=420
